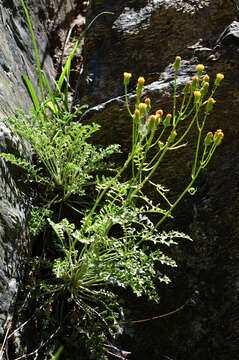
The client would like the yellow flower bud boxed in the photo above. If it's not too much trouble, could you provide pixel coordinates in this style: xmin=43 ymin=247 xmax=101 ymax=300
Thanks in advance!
xmin=194 ymin=91 xmax=201 ymax=102
xmin=174 ymin=56 xmax=181 ymax=71
xmin=208 ymin=98 xmax=216 ymax=104
xmin=134 ymin=109 xmax=140 ymax=116
xmin=138 ymin=102 xmax=147 ymax=113
xmin=124 ymin=72 xmax=132 ymax=86
xmin=163 ymin=113 xmax=172 ymax=127
xmin=216 ymin=73 xmax=224 ymax=81
xmin=206 ymin=97 xmax=216 ymax=112
xmin=192 ymin=75 xmax=199 ymax=90
xmin=214 ymin=129 xmax=224 ymax=146
xmin=136 ymin=77 xmax=145 ymax=98
xmin=144 ymin=97 xmax=151 ymax=112
xmin=168 ymin=130 xmax=177 ymax=143
xmin=146 ymin=115 xmax=156 ymax=123
xmin=184 ymin=81 xmax=191 ymax=95
xmin=215 ymin=73 xmax=224 ymax=86
xmin=204 ymin=131 xmax=213 ymax=146
xmin=156 ymin=109 xmax=163 ymax=116
xmin=197 ymin=64 xmax=205 ymax=72
xmin=155 ymin=110 xmax=163 ymax=124
xmin=146 ymin=115 xmax=158 ymax=131
xmin=194 ymin=90 xmax=201 ymax=97
xmin=203 ymin=74 xmax=210 ymax=82
xmin=137 ymin=77 xmax=145 ymax=85
xmin=200 ymin=82 xmax=209 ymax=97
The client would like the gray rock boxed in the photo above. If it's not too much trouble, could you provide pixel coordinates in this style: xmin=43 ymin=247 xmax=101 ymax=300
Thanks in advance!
xmin=76 ymin=0 xmax=239 ymax=359
xmin=0 ymin=0 xmax=76 ymax=337
xmin=76 ymin=0 xmax=237 ymax=107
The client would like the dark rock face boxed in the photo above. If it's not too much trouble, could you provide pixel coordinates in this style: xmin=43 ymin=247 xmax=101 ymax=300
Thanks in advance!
xmin=76 ymin=0 xmax=236 ymax=107
xmin=0 ymin=0 xmax=76 ymax=336
xmin=76 ymin=0 xmax=239 ymax=359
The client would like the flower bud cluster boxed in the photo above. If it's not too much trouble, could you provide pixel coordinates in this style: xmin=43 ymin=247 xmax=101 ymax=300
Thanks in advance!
xmin=185 ymin=63 xmax=224 ymax=104
xmin=145 ymin=109 xmax=164 ymax=131
xmin=204 ymin=129 xmax=224 ymax=146
xmin=123 ymin=62 xmax=225 ymax=148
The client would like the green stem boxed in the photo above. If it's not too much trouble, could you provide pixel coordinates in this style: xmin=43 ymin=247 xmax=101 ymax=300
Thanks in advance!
xmin=173 ymin=71 xmax=177 ymax=126
xmin=155 ymin=165 xmax=202 ymax=229
xmin=125 ymin=84 xmax=133 ymax=118
xmin=170 ymin=106 xmax=200 ymax=149
xmin=127 ymin=144 xmax=169 ymax=204
xmin=191 ymin=109 xmax=209 ymax=178
xmin=82 ymin=151 xmax=134 ymax=232
xmin=125 ymin=84 xmax=135 ymax=176
xmin=135 ymin=127 xmax=157 ymax=184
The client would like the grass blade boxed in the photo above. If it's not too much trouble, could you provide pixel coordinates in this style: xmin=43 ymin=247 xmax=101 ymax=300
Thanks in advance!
xmin=21 ymin=0 xmax=45 ymax=104
xmin=22 ymin=74 xmax=40 ymax=111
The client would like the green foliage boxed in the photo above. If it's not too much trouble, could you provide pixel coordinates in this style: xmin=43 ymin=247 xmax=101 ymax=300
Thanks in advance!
xmin=1 ymin=108 xmax=120 ymax=204
xmin=49 ymin=217 xmax=190 ymax=304
xmin=29 ymin=206 xmax=54 ymax=236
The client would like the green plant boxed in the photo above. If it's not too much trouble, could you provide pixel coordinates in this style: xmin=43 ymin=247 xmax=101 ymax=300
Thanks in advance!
xmin=0 ymin=1 xmax=225 ymax=358
xmin=44 ymin=61 xmax=224 ymax=356
xmin=55 ymin=61 xmax=223 ymax=276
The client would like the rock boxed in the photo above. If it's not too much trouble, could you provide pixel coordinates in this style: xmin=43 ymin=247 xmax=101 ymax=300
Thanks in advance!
xmin=76 ymin=0 xmax=237 ymax=107
xmin=75 ymin=0 xmax=239 ymax=359
xmin=0 ymin=0 xmax=77 ymax=337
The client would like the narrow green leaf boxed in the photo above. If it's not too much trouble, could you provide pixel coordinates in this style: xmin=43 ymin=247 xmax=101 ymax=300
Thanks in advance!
xmin=20 ymin=0 xmax=45 ymax=104
xmin=51 ymin=346 xmax=63 ymax=360
xmin=21 ymin=74 xmax=40 ymax=111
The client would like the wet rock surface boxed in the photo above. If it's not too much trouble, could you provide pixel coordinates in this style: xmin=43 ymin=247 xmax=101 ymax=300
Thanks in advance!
xmin=0 ymin=0 xmax=77 ymax=336
xmin=76 ymin=0 xmax=239 ymax=359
